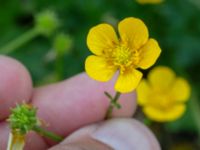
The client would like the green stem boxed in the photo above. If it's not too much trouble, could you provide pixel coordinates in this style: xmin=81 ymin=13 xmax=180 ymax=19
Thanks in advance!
xmin=113 ymin=92 xmax=121 ymax=103
xmin=189 ymin=91 xmax=200 ymax=140
xmin=0 ymin=28 xmax=40 ymax=54
xmin=33 ymin=126 xmax=64 ymax=142
xmin=143 ymin=117 xmax=153 ymax=126
xmin=104 ymin=91 xmax=113 ymax=100
xmin=105 ymin=92 xmax=121 ymax=119
xmin=55 ymin=52 xmax=64 ymax=81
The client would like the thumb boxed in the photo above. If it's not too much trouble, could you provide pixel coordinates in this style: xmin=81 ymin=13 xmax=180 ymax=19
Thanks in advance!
xmin=49 ymin=118 xmax=160 ymax=150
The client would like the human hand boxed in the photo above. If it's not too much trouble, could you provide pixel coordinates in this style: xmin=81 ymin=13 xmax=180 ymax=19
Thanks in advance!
xmin=0 ymin=55 xmax=160 ymax=150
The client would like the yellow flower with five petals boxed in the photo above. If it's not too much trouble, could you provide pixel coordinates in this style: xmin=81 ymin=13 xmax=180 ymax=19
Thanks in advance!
xmin=137 ymin=66 xmax=191 ymax=122
xmin=85 ymin=17 xmax=161 ymax=93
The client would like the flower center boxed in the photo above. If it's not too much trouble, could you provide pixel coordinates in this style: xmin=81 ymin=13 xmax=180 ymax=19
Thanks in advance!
xmin=111 ymin=44 xmax=140 ymax=72
xmin=112 ymin=45 xmax=132 ymax=66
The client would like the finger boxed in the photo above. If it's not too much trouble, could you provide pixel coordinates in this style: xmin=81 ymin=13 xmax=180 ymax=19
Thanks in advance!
xmin=49 ymin=118 xmax=160 ymax=150
xmin=32 ymin=73 xmax=137 ymax=137
xmin=0 ymin=55 xmax=33 ymax=120
xmin=0 ymin=122 xmax=48 ymax=150
xmin=0 ymin=122 xmax=9 ymax=149
xmin=50 ymin=137 xmax=113 ymax=150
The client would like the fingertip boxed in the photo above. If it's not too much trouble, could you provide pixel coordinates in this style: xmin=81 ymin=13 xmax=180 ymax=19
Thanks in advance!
xmin=0 ymin=55 xmax=33 ymax=120
xmin=51 ymin=118 xmax=160 ymax=150
xmin=91 ymin=118 xmax=160 ymax=150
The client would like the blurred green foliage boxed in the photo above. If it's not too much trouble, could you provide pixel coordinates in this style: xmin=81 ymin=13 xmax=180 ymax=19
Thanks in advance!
xmin=0 ymin=0 xmax=200 ymax=149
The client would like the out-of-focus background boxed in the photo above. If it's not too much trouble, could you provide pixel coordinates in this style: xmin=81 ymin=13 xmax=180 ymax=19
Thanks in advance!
xmin=0 ymin=0 xmax=200 ymax=149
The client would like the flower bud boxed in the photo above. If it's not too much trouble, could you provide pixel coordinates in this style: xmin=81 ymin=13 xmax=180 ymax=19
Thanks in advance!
xmin=8 ymin=104 xmax=39 ymax=134
xmin=35 ymin=10 xmax=59 ymax=36
xmin=53 ymin=33 xmax=73 ymax=55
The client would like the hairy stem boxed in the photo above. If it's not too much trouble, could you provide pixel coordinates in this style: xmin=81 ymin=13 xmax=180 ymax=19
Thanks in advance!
xmin=33 ymin=126 xmax=64 ymax=142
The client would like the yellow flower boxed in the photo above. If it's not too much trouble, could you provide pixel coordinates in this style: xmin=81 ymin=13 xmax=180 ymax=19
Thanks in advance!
xmin=85 ymin=17 xmax=161 ymax=93
xmin=137 ymin=66 xmax=191 ymax=122
xmin=136 ymin=0 xmax=163 ymax=4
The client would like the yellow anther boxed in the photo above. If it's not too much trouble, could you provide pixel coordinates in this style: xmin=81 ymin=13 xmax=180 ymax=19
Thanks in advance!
xmin=112 ymin=45 xmax=131 ymax=65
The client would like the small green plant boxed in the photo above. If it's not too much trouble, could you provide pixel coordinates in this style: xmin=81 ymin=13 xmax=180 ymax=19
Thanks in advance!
xmin=7 ymin=104 xmax=63 ymax=150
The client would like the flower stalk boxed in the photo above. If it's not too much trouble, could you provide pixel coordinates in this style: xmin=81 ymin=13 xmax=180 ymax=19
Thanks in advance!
xmin=0 ymin=10 xmax=59 ymax=54
xmin=0 ymin=28 xmax=39 ymax=54
xmin=33 ymin=126 xmax=63 ymax=142
xmin=105 ymin=91 xmax=121 ymax=119
xmin=53 ymin=33 xmax=73 ymax=81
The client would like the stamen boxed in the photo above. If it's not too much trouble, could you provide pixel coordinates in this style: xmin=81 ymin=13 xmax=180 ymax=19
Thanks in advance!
xmin=111 ymin=44 xmax=140 ymax=69
xmin=113 ymin=45 xmax=132 ymax=66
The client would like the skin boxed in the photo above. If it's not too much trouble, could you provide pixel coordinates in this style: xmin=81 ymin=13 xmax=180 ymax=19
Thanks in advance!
xmin=0 ymin=55 xmax=160 ymax=150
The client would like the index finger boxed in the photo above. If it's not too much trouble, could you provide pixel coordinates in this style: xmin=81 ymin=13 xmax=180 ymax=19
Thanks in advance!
xmin=32 ymin=73 xmax=137 ymax=138
xmin=0 ymin=55 xmax=32 ymax=120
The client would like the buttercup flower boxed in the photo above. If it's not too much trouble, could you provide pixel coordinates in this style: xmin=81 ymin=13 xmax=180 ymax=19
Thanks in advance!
xmin=137 ymin=66 xmax=191 ymax=122
xmin=85 ymin=17 xmax=161 ymax=93
xmin=136 ymin=0 xmax=163 ymax=4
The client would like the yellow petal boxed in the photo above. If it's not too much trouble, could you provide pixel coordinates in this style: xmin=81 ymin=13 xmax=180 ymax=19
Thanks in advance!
xmin=144 ymin=104 xmax=186 ymax=122
xmin=148 ymin=66 xmax=176 ymax=90
xmin=118 ymin=17 xmax=148 ymax=50
xmin=85 ymin=55 xmax=117 ymax=82
xmin=137 ymin=80 xmax=150 ymax=106
xmin=87 ymin=24 xmax=118 ymax=55
xmin=137 ymin=0 xmax=163 ymax=4
xmin=138 ymin=39 xmax=161 ymax=69
xmin=115 ymin=69 xmax=143 ymax=93
xmin=171 ymin=78 xmax=191 ymax=102
xmin=7 ymin=131 xmax=25 ymax=150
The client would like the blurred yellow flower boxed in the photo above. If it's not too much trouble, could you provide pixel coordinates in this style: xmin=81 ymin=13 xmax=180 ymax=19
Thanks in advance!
xmin=136 ymin=0 xmax=163 ymax=4
xmin=137 ymin=66 xmax=191 ymax=122
xmin=85 ymin=17 xmax=161 ymax=93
